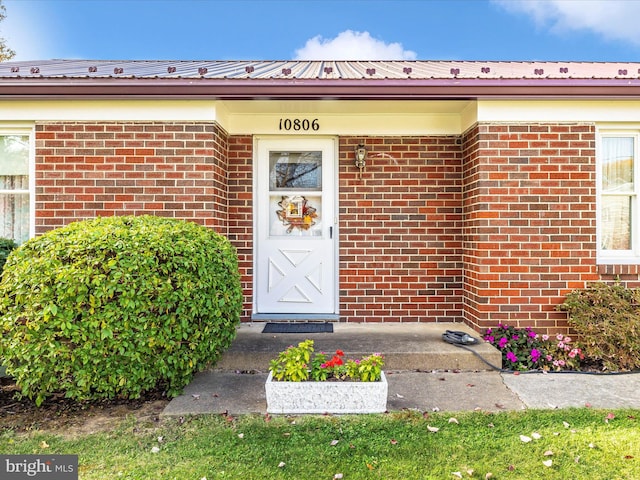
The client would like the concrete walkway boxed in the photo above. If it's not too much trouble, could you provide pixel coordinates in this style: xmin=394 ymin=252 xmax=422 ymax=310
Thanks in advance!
xmin=163 ymin=323 xmax=640 ymax=416
xmin=163 ymin=369 xmax=640 ymax=416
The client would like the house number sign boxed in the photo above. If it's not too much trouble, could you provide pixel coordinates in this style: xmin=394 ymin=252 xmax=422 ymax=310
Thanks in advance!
xmin=278 ymin=118 xmax=320 ymax=131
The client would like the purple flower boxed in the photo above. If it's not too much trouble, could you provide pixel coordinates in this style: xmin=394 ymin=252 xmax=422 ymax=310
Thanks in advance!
xmin=498 ymin=337 xmax=508 ymax=349
xmin=528 ymin=331 xmax=537 ymax=338
xmin=530 ymin=348 xmax=541 ymax=362
xmin=506 ymin=352 xmax=518 ymax=363
xmin=485 ymin=335 xmax=495 ymax=344
xmin=512 ymin=335 xmax=519 ymax=341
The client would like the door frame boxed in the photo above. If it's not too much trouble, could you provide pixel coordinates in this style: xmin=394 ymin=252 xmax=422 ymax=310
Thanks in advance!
xmin=252 ymin=135 xmax=340 ymax=320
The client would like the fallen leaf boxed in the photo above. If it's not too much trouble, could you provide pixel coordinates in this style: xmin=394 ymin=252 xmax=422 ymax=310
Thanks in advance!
xmin=452 ymin=472 xmax=463 ymax=479
xmin=264 ymin=413 xmax=272 ymax=422
xmin=427 ymin=425 xmax=440 ymax=433
xmin=605 ymin=412 xmax=615 ymax=423
xmin=585 ymin=402 xmax=592 ymax=408
xmin=542 ymin=460 xmax=553 ymax=467
xmin=513 ymin=371 xmax=520 ymax=376
xmin=466 ymin=469 xmax=474 ymax=476
xmin=544 ymin=450 xmax=554 ymax=456
xmin=508 ymin=465 xmax=515 ymax=471
xmin=448 ymin=417 xmax=459 ymax=424
xmin=466 ymin=383 xmax=475 ymax=387
xmin=423 ymin=412 xmax=430 ymax=419
xmin=334 ymin=474 xmax=343 ymax=479
xmin=624 ymin=455 xmax=635 ymax=460
xmin=432 ymin=407 xmax=440 ymax=412
xmin=520 ymin=435 xmax=532 ymax=443
xmin=157 ymin=436 xmax=164 ymax=443
xmin=495 ymin=403 xmax=505 ymax=409
xmin=485 ymin=473 xmax=494 ymax=479
xmin=278 ymin=462 xmax=286 ymax=468
xmin=390 ymin=439 xmax=398 ymax=445
xmin=283 ymin=433 xmax=291 ymax=437
xmin=488 ymin=423 xmax=495 ymax=428
xmin=151 ymin=446 xmax=160 ymax=454
xmin=531 ymin=432 xmax=542 ymax=439
xmin=575 ymin=456 xmax=581 ymax=463
xmin=330 ymin=440 xmax=339 ymax=446
xmin=396 ymin=393 xmax=405 ymax=398
xmin=212 ymin=393 xmax=219 ymax=397
xmin=40 ymin=441 xmax=49 ymax=449
xmin=238 ymin=433 xmax=244 ymax=439
xmin=563 ymin=421 xmax=570 ymax=429
xmin=367 ymin=463 xmax=374 ymax=470
xmin=191 ymin=394 xmax=200 ymax=400
xmin=589 ymin=443 xmax=597 ymax=449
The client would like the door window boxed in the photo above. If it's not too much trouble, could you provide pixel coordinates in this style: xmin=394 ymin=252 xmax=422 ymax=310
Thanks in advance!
xmin=268 ymin=151 xmax=323 ymax=237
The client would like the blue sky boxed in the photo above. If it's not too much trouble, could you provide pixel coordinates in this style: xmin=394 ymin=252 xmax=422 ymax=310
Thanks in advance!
xmin=3 ymin=0 xmax=640 ymax=62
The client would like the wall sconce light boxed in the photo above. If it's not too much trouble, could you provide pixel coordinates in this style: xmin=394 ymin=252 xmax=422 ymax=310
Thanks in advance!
xmin=354 ymin=144 xmax=367 ymax=178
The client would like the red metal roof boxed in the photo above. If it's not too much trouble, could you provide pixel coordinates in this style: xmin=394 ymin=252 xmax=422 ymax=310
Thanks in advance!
xmin=2 ymin=60 xmax=640 ymax=99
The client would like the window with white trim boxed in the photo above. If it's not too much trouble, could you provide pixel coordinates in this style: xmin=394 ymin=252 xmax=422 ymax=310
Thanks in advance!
xmin=0 ymin=133 xmax=31 ymax=244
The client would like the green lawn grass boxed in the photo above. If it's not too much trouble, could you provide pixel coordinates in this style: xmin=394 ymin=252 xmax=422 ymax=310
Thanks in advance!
xmin=2 ymin=409 xmax=639 ymax=479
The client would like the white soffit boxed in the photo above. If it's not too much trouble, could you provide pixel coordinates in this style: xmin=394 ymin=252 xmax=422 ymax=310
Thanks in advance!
xmin=222 ymin=100 xmax=471 ymax=135
xmin=477 ymin=100 xmax=640 ymax=123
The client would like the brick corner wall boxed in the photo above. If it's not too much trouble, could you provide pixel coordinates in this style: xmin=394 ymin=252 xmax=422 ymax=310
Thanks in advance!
xmin=462 ymin=123 xmax=599 ymax=335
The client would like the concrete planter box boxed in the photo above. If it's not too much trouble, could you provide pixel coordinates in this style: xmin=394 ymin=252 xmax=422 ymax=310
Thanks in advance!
xmin=265 ymin=371 xmax=388 ymax=414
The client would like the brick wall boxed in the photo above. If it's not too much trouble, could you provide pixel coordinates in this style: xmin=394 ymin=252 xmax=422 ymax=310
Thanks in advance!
xmin=227 ymin=135 xmax=254 ymax=321
xmin=338 ymin=136 xmax=464 ymax=322
xmin=35 ymin=122 xmax=229 ymax=233
xmin=462 ymin=123 xmax=599 ymax=335
xmin=33 ymin=121 xmax=610 ymax=331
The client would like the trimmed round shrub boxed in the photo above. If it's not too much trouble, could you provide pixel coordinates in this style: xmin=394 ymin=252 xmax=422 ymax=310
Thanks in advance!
xmin=0 ymin=215 xmax=242 ymax=405
xmin=0 ymin=237 xmax=18 ymax=276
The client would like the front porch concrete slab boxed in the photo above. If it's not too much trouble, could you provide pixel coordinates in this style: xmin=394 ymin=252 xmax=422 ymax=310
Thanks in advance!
xmin=214 ymin=322 xmax=502 ymax=372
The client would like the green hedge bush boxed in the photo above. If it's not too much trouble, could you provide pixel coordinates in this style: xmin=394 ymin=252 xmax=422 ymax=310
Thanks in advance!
xmin=558 ymin=281 xmax=640 ymax=371
xmin=0 ymin=237 xmax=17 ymax=276
xmin=0 ymin=216 xmax=242 ymax=405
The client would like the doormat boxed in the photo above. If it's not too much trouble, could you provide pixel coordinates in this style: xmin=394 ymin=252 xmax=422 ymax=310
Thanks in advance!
xmin=262 ymin=323 xmax=334 ymax=334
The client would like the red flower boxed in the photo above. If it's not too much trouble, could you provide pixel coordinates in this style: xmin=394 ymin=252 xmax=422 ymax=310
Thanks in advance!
xmin=336 ymin=350 xmax=344 ymax=356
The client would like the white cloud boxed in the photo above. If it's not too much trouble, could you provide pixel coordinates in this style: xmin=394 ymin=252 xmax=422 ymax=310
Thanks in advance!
xmin=494 ymin=0 xmax=640 ymax=46
xmin=294 ymin=30 xmax=417 ymax=60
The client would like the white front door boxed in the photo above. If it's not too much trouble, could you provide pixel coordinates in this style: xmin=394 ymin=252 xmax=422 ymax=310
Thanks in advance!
xmin=255 ymin=137 xmax=337 ymax=316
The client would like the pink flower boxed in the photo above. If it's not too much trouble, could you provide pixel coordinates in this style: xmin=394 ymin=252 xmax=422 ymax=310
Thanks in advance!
xmin=558 ymin=342 xmax=565 ymax=349
xmin=506 ymin=352 xmax=518 ymax=363
xmin=565 ymin=337 xmax=572 ymax=343
xmin=556 ymin=334 xmax=564 ymax=341
xmin=542 ymin=334 xmax=549 ymax=341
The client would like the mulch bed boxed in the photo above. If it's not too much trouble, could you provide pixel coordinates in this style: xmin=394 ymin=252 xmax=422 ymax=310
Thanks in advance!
xmin=0 ymin=377 xmax=169 ymax=433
